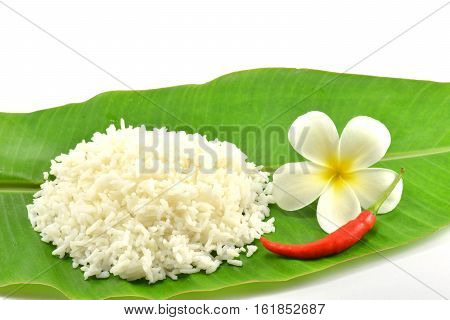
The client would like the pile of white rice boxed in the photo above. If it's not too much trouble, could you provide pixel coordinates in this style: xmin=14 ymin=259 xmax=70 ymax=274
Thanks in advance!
xmin=27 ymin=120 xmax=274 ymax=283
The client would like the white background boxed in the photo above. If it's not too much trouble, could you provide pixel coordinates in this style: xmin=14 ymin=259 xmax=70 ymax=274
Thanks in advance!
xmin=0 ymin=0 xmax=449 ymax=300
xmin=0 ymin=301 xmax=448 ymax=319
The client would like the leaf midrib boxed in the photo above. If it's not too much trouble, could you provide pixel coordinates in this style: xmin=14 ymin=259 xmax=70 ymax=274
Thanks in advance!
xmin=380 ymin=146 xmax=450 ymax=161
xmin=0 ymin=182 xmax=41 ymax=193
xmin=1 ymin=147 xmax=448 ymax=193
xmin=263 ymin=147 xmax=450 ymax=173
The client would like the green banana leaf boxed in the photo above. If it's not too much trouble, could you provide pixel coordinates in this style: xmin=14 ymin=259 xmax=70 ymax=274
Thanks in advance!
xmin=0 ymin=68 xmax=449 ymax=299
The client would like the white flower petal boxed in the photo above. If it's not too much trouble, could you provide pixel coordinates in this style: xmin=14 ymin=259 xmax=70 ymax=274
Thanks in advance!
xmin=339 ymin=116 xmax=391 ymax=170
xmin=273 ymin=161 xmax=330 ymax=211
xmin=288 ymin=111 xmax=339 ymax=167
xmin=348 ymin=168 xmax=403 ymax=214
xmin=317 ymin=179 xmax=361 ymax=233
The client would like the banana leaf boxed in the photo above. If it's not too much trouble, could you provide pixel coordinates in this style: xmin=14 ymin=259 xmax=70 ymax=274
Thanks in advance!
xmin=0 ymin=68 xmax=449 ymax=299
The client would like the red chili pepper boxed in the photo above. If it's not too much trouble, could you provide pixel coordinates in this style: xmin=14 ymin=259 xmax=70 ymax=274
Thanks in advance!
xmin=261 ymin=168 xmax=404 ymax=259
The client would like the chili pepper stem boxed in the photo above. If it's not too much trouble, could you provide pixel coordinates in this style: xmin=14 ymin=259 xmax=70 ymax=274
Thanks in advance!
xmin=368 ymin=168 xmax=405 ymax=215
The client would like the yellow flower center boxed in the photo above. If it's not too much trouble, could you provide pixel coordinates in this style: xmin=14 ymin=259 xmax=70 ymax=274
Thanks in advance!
xmin=321 ymin=156 xmax=357 ymax=187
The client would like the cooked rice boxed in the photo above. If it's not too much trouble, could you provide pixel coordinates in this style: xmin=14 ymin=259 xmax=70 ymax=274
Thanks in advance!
xmin=27 ymin=120 xmax=274 ymax=283
xmin=245 ymin=245 xmax=258 ymax=257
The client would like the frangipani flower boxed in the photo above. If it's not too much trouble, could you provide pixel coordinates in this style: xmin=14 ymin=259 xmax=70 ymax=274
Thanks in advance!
xmin=273 ymin=111 xmax=403 ymax=233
